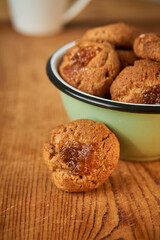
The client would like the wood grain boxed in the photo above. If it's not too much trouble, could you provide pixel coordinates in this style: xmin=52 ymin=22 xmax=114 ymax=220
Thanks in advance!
xmin=0 ymin=22 xmax=160 ymax=240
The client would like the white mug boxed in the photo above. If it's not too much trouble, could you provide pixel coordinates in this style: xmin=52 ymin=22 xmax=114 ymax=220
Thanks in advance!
xmin=7 ymin=0 xmax=91 ymax=36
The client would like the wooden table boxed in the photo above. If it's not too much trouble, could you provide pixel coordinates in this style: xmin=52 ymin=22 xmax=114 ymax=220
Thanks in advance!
xmin=0 ymin=21 xmax=160 ymax=240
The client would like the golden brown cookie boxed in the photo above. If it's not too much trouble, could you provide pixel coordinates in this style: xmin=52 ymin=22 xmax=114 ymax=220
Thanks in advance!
xmin=43 ymin=119 xmax=119 ymax=192
xmin=110 ymin=59 xmax=160 ymax=104
xmin=82 ymin=22 xmax=140 ymax=48
xmin=59 ymin=40 xmax=120 ymax=97
xmin=116 ymin=49 xmax=138 ymax=69
xmin=133 ymin=33 xmax=160 ymax=62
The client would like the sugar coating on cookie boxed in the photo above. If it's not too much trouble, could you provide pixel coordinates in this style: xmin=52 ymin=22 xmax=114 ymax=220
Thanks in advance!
xmin=82 ymin=22 xmax=141 ymax=48
xmin=133 ymin=33 xmax=160 ymax=62
xmin=44 ymin=119 xmax=119 ymax=192
xmin=59 ymin=40 xmax=120 ymax=97
xmin=110 ymin=59 xmax=160 ymax=104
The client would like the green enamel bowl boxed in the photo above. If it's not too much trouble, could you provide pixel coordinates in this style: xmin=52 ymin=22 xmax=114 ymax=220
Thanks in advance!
xmin=46 ymin=42 xmax=160 ymax=161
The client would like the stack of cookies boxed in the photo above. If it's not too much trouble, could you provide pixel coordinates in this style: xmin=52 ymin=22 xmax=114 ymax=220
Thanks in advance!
xmin=44 ymin=23 xmax=160 ymax=192
xmin=59 ymin=22 xmax=160 ymax=104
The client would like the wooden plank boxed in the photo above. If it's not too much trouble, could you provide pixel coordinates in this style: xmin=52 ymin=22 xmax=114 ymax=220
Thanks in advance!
xmin=0 ymin=22 xmax=160 ymax=240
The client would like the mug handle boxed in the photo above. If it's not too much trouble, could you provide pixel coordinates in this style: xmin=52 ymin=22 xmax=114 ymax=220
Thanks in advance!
xmin=62 ymin=0 xmax=91 ymax=24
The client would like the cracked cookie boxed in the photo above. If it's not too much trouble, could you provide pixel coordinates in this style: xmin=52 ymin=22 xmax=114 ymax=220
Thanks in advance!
xmin=59 ymin=40 xmax=120 ymax=97
xmin=110 ymin=59 xmax=160 ymax=104
xmin=43 ymin=119 xmax=119 ymax=192
xmin=133 ymin=33 xmax=160 ymax=62
xmin=82 ymin=22 xmax=140 ymax=49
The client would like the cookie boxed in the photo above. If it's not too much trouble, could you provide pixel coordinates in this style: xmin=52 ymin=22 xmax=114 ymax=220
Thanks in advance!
xmin=43 ymin=119 xmax=119 ymax=192
xmin=110 ymin=59 xmax=160 ymax=104
xmin=116 ymin=49 xmax=138 ymax=69
xmin=59 ymin=40 xmax=120 ymax=97
xmin=133 ymin=33 xmax=160 ymax=62
xmin=82 ymin=22 xmax=140 ymax=48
